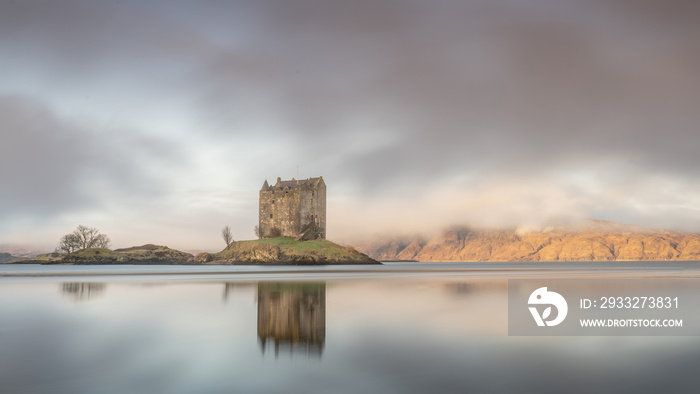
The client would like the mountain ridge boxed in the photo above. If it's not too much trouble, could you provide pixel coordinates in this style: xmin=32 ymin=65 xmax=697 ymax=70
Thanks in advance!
xmin=355 ymin=220 xmax=700 ymax=262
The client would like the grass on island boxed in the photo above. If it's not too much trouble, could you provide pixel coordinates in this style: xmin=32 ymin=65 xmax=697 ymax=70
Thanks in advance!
xmin=47 ymin=245 xmax=195 ymax=264
xmin=247 ymin=237 xmax=361 ymax=258
xmin=214 ymin=237 xmax=372 ymax=263
xmin=69 ymin=248 xmax=118 ymax=257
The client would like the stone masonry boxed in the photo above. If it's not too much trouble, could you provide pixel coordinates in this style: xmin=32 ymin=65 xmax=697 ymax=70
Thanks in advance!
xmin=259 ymin=176 xmax=326 ymax=239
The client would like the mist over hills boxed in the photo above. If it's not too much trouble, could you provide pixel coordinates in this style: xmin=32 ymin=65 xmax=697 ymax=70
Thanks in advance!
xmin=0 ymin=245 xmax=42 ymax=259
xmin=355 ymin=220 xmax=700 ymax=262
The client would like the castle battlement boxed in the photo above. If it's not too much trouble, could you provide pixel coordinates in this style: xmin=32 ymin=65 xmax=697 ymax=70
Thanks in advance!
xmin=259 ymin=176 xmax=326 ymax=240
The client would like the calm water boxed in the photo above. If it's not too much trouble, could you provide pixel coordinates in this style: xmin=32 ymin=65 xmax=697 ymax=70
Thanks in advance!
xmin=2 ymin=262 xmax=700 ymax=393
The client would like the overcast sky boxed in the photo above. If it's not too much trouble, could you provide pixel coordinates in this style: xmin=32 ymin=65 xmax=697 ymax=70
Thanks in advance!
xmin=1 ymin=0 xmax=699 ymax=252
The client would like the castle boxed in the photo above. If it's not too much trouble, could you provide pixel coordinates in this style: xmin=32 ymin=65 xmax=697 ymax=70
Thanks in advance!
xmin=259 ymin=176 xmax=326 ymax=240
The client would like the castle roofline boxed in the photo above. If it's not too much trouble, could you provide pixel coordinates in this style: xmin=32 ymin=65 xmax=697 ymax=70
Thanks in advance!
xmin=267 ymin=176 xmax=324 ymax=191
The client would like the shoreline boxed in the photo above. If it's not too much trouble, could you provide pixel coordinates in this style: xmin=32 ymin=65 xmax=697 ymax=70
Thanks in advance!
xmin=3 ymin=262 xmax=700 ymax=279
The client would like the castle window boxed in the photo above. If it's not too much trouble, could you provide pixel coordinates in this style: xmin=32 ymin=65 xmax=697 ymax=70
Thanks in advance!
xmin=272 ymin=200 xmax=275 ymax=204
xmin=270 ymin=214 xmax=273 ymax=219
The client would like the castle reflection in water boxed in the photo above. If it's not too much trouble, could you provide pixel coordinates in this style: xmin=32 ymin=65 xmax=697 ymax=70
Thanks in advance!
xmin=62 ymin=281 xmax=326 ymax=356
xmin=257 ymin=282 xmax=326 ymax=357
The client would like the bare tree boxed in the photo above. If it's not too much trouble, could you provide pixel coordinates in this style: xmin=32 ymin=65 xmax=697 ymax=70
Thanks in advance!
xmin=56 ymin=225 xmax=111 ymax=254
xmin=254 ymin=225 xmax=261 ymax=239
xmin=221 ymin=225 xmax=234 ymax=246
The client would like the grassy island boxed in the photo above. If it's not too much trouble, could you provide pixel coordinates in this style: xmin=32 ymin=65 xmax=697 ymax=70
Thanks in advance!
xmin=211 ymin=237 xmax=380 ymax=265
xmin=22 ymin=239 xmax=380 ymax=265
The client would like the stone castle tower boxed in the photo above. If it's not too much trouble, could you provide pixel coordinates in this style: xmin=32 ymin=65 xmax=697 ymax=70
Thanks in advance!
xmin=259 ymin=176 xmax=326 ymax=240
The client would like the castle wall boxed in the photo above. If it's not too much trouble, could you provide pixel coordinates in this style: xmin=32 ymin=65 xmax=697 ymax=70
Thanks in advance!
xmin=259 ymin=177 xmax=326 ymax=239
xmin=259 ymin=191 xmax=272 ymax=237
xmin=318 ymin=182 xmax=326 ymax=239
xmin=299 ymin=183 xmax=326 ymax=239
xmin=299 ymin=189 xmax=314 ymax=231
xmin=259 ymin=188 xmax=301 ymax=238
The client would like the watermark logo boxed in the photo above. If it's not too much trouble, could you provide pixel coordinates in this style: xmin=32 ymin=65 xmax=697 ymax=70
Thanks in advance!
xmin=528 ymin=287 xmax=568 ymax=327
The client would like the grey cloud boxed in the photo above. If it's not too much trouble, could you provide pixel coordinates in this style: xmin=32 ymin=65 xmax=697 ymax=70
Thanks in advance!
xmin=2 ymin=0 xmax=699 ymax=237
xmin=0 ymin=1 xmax=218 ymax=70
xmin=0 ymin=95 xmax=183 ymax=223
xmin=4 ymin=1 xmax=698 ymax=182
xmin=0 ymin=97 xmax=88 ymax=216
xmin=179 ymin=0 xmax=700 ymax=194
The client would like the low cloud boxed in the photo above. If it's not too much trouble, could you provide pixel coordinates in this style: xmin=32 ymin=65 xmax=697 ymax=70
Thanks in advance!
xmin=0 ymin=95 xmax=184 ymax=227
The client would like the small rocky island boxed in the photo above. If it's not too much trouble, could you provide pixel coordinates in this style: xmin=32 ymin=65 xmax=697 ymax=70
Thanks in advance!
xmin=25 ymin=239 xmax=380 ymax=265
xmin=205 ymin=238 xmax=380 ymax=265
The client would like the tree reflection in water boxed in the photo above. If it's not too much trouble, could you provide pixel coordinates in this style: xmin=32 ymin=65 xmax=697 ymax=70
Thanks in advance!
xmin=61 ymin=282 xmax=106 ymax=302
xmin=222 ymin=282 xmax=257 ymax=302
xmin=257 ymin=282 xmax=326 ymax=358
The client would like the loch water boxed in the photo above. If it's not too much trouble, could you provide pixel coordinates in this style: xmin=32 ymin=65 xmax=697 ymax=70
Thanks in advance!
xmin=2 ymin=262 xmax=700 ymax=393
